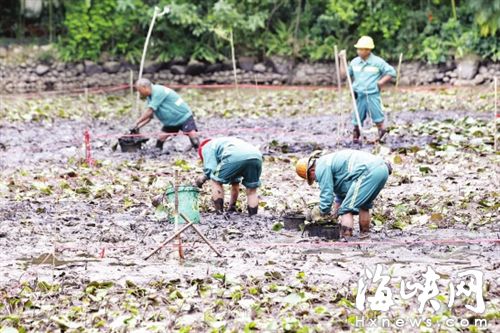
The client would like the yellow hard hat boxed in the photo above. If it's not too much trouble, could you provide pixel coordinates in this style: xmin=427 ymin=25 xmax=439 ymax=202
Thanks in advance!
xmin=295 ymin=151 xmax=322 ymax=185
xmin=354 ymin=36 xmax=375 ymax=49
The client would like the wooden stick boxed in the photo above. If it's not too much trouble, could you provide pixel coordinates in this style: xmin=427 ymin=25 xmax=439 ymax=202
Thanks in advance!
xmin=334 ymin=45 xmax=343 ymax=145
xmin=174 ymin=170 xmax=184 ymax=259
xmin=143 ymin=222 xmax=193 ymax=260
xmin=395 ymin=53 xmax=403 ymax=88
xmin=180 ymin=213 xmax=222 ymax=257
xmin=129 ymin=69 xmax=134 ymax=109
xmin=340 ymin=53 xmax=363 ymax=138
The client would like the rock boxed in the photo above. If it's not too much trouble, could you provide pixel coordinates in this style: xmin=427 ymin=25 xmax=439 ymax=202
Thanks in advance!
xmin=170 ymin=65 xmax=186 ymax=75
xmin=55 ymin=62 xmax=66 ymax=72
xmin=265 ymin=56 xmax=293 ymax=75
xmin=472 ymin=74 xmax=485 ymax=85
xmin=142 ymin=61 xmax=161 ymax=74
xmin=253 ymin=63 xmax=266 ymax=73
xmin=443 ymin=76 xmax=450 ymax=83
xmin=84 ymin=60 xmax=102 ymax=76
xmin=35 ymin=64 xmax=50 ymax=76
xmin=238 ymin=56 xmax=256 ymax=71
xmin=479 ymin=66 xmax=488 ymax=74
xmin=449 ymin=71 xmax=458 ymax=78
xmin=454 ymin=79 xmax=475 ymax=87
xmin=185 ymin=60 xmax=205 ymax=76
xmin=456 ymin=55 xmax=479 ymax=80
xmin=435 ymin=72 xmax=444 ymax=80
xmin=205 ymin=63 xmax=223 ymax=73
xmin=75 ymin=63 xmax=85 ymax=75
xmin=103 ymin=61 xmax=121 ymax=74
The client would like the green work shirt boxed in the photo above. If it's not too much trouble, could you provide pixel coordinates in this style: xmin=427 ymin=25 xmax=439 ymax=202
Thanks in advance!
xmin=147 ymin=84 xmax=192 ymax=127
xmin=315 ymin=150 xmax=385 ymax=214
xmin=202 ymin=137 xmax=262 ymax=179
xmin=348 ymin=53 xmax=396 ymax=95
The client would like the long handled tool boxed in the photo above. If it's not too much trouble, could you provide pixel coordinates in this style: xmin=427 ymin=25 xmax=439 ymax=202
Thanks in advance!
xmin=340 ymin=52 xmax=363 ymax=140
xmin=334 ymin=45 xmax=343 ymax=146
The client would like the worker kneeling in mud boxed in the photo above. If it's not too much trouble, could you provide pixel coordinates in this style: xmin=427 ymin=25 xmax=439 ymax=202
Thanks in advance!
xmin=131 ymin=78 xmax=200 ymax=151
xmin=296 ymin=150 xmax=392 ymax=238
xmin=195 ymin=137 xmax=263 ymax=216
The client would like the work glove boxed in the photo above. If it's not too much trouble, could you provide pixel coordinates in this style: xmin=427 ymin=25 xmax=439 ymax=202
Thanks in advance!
xmin=195 ymin=175 xmax=208 ymax=188
xmin=129 ymin=127 xmax=139 ymax=135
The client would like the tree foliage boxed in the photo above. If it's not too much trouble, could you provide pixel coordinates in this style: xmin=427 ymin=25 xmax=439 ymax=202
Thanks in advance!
xmin=50 ymin=0 xmax=500 ymax=63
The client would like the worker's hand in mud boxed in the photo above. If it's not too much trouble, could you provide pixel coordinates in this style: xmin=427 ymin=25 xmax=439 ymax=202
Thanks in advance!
xmin=195 ymin=175 xmax=208 ymax=188
xmin=310 ymin=206 xmax=328 ymax=222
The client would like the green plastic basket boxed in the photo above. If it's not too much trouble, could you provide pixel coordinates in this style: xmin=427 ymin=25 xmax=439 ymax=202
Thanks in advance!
xmin=165 ymin=185 xmax=200 ymax=224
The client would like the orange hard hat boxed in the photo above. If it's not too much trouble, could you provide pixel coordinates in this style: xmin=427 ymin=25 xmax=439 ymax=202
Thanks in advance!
xmin=198 ymin=138 xmax=212 ymax=161
xmin=295 ymin=151 xmax=322 ymax=185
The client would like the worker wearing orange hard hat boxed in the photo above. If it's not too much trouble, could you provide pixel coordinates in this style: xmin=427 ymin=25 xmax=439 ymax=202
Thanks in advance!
xmin=195 ymin=137 xmax=263 ymax=216
xmin=339 ymin=36 xmax=396 ymax=144
xmin=296 ymin=150 xmax=391 ymax=238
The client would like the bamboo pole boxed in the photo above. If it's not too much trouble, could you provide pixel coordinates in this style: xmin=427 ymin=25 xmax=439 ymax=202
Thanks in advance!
xmin=180 ymin=213 xmax=222 ymax=257
xmin=495 ymin=77 xmax=498 ymax=152
xmin=395 ymin=53 xmax=403 ymax=88
xmin=334 ymin=45 xmax=343 ymax=145
xmin=174 ymin=170 xmax=184 ymax=259
xmin=229 ymin=28 xmax=238 ymax=90
xmin=143 ymin=222 xmax=194 ymax=260
xmin=136 ymin=6 xmax=170 ymax=115
xmin=340 ymin=53 xmax=363 ymax=139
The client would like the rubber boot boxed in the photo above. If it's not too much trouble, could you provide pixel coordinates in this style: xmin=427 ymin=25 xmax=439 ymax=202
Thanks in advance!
xmin=359 ymin=220 xmax=370 ymax=233
xmin=353 ymin=126 xmax=361 ymax=145
xmin=228 ymin=203 xmax=237 ymax=213
xmin=248 ymin=206 xmax=258 ymax=216
xmin=340 ymin=225 xmax=353 ymax=237
xmin=213 ymin=198 xmax=224 ymax=214
xmin=156 ymin=140 xmax=164 ymax=150
xmin=189 ymin=136 xmax=200 ymax=149
xmin=378 ymin=128 xmax=388 ymax=143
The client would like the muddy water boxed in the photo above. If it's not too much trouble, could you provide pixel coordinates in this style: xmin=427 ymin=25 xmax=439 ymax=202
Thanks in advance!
xmin=0 ymin=108 xmax=498 ymax=299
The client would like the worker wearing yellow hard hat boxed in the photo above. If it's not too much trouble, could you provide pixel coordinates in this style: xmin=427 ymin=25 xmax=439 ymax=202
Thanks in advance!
xmin=339 ymin=36 xmax=396 ymax=144
xmin=296 ymin=149 xmax=392 ymax=239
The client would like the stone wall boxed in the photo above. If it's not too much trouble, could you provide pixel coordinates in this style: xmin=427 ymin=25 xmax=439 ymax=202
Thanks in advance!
xmin=0 ymin=49 xmax=498 ymax=93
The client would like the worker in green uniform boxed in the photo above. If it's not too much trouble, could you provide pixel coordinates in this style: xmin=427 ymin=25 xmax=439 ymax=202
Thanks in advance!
xmin=296 ymin=150 xmax=392 ymax=238
xmin=131 ymin=78 xmax=200 ymax=151
xmin=339 ymin=36 xmax=396 ymax=144
xmin=195 ymin=137 xmax=263 ymax=216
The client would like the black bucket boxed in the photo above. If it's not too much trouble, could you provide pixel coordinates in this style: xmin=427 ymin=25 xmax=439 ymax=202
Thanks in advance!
xmin=118 ymin=136 xmax=149 ymax=152
xmin=307 ymin=223 xmax=340 ymax=240
xmin=283 ymin=214 xmax=306 ymax=231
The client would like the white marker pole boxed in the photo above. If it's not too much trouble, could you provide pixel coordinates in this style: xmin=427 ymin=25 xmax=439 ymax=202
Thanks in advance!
xmin=334 ymin=45 xmax=343 ymax=145
xmin=136 ymin=6 xmax=170 ymax=114
xmin=340 ymin=53 xmax=363 ymax=139
xmin=495 ymin=76 xmax=498 ymax=152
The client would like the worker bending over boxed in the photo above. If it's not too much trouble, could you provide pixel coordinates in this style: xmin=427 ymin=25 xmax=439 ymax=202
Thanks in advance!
xmin=196 ymin=137 xmax=263 ymax=216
